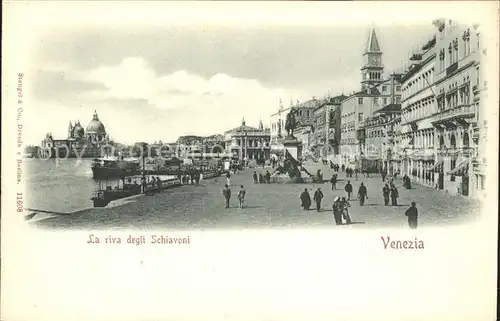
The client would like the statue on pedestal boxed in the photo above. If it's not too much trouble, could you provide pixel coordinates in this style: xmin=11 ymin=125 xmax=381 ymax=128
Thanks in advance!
xmin=285 ymin=109 xmax=298 ymax=139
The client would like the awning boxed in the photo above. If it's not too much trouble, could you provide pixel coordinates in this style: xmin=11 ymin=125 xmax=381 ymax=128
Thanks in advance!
xmin=408 ymin=149 xmax=434 ymax=161
xmin=362 ymin=155 xmax=380 ymax=160
xmin=429 ymin=160 xmax=444 ymax=172
xmin=448 ymin=161 xmax=469 ymax=176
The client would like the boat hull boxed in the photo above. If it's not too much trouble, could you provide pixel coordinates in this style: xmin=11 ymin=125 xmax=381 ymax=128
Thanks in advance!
xmin=91 ymin=178 xmax=183 ymax=207
xmin=91 ymin=166 xmax=140 ymax=179
xmin=92 ymin=189 xmax=139 ymax=207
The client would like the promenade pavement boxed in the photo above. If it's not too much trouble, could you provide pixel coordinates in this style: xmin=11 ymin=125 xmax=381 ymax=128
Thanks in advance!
xmin=35 ymin=161 xmax=482 ymax=230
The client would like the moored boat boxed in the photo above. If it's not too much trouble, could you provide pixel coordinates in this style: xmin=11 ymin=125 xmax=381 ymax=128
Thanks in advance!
xmin=90 ymin=176 xmax=182 ymax=207
xmin=91 ymin=156 xmax=141 ymax=179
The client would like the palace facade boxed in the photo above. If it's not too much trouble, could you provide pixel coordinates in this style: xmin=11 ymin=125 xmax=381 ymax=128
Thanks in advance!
xmin=224 ymin=118 xmax=271 ymax=161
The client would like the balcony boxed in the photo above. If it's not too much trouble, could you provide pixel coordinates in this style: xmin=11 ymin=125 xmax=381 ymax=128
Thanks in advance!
xmin=431 ymin=104 xmax=475 ymax=127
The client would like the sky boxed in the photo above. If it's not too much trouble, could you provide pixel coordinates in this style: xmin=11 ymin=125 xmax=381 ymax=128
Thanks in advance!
xmin=14 ymin=3 xmax=463 ymax=145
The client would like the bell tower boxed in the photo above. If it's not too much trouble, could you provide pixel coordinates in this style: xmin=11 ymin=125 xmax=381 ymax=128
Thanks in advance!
xmin=361 ymin=28 xmax=384 ymax=90
xmin=68 ymin=121 xmax=73 ymax=138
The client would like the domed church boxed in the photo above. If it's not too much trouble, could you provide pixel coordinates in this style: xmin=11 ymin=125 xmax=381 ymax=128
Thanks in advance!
xmin=68 ymin=110 xmax=108 ymax=144
xmin=41 ymin=110 xmax=112 ymax=158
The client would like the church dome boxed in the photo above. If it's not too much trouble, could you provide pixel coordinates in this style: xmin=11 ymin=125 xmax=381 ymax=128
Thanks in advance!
xmin=72 ymin=121 xmax=85 ymax=138
xmin=86 ymin=110 xmax=106 ymax=135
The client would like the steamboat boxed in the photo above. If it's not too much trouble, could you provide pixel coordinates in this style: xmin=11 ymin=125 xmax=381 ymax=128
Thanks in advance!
xmin=91 ymin=156 xmax=141 ymax=179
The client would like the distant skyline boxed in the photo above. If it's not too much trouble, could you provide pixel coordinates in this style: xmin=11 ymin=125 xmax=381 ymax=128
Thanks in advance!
xmin=24 ymin=23 xmax=440 ymax=146
xmin=5 ymin=1 xmax=493 ymax=146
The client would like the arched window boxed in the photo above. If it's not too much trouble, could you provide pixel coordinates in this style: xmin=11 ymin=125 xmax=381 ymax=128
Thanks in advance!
xmin=450 ymin=134 xmax=456 ymax=148
xmin=439 ymin=136 xmax=445 ymax=148
xmin=463 ymin=132 xmax=470 ymax=147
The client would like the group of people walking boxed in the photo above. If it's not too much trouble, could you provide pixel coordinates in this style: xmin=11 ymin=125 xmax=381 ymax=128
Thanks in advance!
xmin=178 ymin=168 xmax=202 ymax=185
xmin=345 ymin=167 xmax=358 ymax=179
xmin=219 ymin=163 xmax=419 ymax=228
xmin=382 ymin=181 xmax=400 ymax=206
xmin=299 ymin=188 xmax=325 ymax=211
xmin=253 ymin=171 xmax=271 ymax=184
xmin=222 ymin=184 xmax=247 ymax=209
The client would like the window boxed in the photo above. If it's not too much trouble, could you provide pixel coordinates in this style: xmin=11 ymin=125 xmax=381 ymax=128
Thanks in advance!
xmin=382 ymin=86 xmax=387 ymax=92
xmin=396 ymin=86 xmax=401 ymax=91
xmin=358 ymin=113 xmax=363 ymax=122
xmin=395 ymin=97 xmax=401 ymax=104
xmin=358 ymin=97 xmax=363 ymax=104
xmin=383 ymin=97 xmax=387 ymax=105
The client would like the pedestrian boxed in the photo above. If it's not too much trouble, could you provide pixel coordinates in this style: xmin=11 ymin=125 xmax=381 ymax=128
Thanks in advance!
xmin=253 ymin=171 xmax=258 ymax=184
xmin=226 ymin=172 xmax=231 ymax=186
xmin=405 ymin=202 xmax=418 ymax=229
xmin=332 ymin=197 xmax=342 ymax=225
xmin=341 ymin=197 xmax=352 ymax=224
xmin=151 ymin=176 xmax=156 ymax=188
xmin=259 ymin=173 xmax=264 ymax=184
xmin=141 ymin=176 xmax=146 ymax=193
xmin=190 ymin=171 xmax=195 ymax=185
xmin=344 ymin=181 xmax=353 ymax=200
xmin=382 ymin=184 xmax=390 ymax=206
xmin=390 ymin=185 xmax=399 ymax=206
xmin=265 ymin=170 xmax=271 ymax=183
xmin=357 ymin=182 xmax=368 ymax=206
xmin=354 ymin=168 xmax=359 ymax=180
xmin=222 ymin=184 xmax=231 ymax=208
xmin=330 ymin=174 xmax=337 ymax=190
xmin=195 ymin=171 xmax=200 ymax=186
xmin=237 ymin=185 xmax=246 ymax=208
xmin=313 ymin=188 xmax=324 ymax=212
xmin=406 ymin=176 xmax=412 ymax=189
xmin=300 ymin=188 xmax=311 ymax=210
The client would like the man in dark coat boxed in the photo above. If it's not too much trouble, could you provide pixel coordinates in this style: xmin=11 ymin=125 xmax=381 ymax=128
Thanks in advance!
xmin=357 ymin=182 xmax=368 ymax=206
xmin=265 ymin=171 xmax=271 ymax=183
xmin=390 ymin=185 xmax=399 ymax=206
xmin=330 ymin=174 xmax=337 ymax=190
xmin=405 ymin=202 xmax=418 ymax=229
xmin=222 ymin=184 xmax=231 ymax=208
xmin=345 ymin=181 xmax=353 ymax=200
xmin=382 ymin=184 xmax=390 ymax=206
xmin=300 ymin=188 xmax=311 ymax=210
xmin=332 ymin=197 xmax=342 ymax=225
xmin=253 ymin=171 xmax=258 ymax=184
xmin=313 ymin=188 xmax=324 ymax=212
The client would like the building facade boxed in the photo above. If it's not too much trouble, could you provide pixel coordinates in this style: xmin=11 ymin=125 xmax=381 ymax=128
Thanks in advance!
xmin=363 ymin=103 xmax=401 ymax=173
xmin=430 ymin=20 xmax=482 ymax=197
xmin=399 ymin=35 xmax=438 ymax=188
xmin=224 ymin=119 xmax=271 ymax=161
xmin=470 ymin=24 xmax=488 ymax=199
xmin=311 ymin=95 xmax=346 ymax=159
